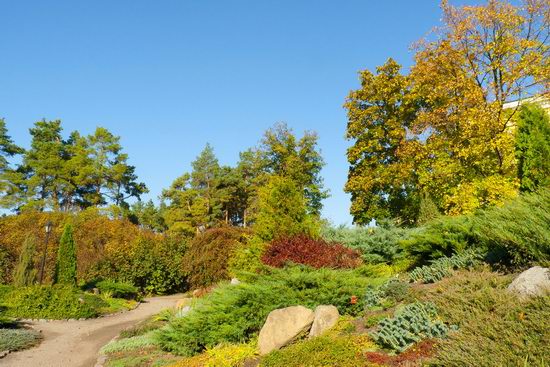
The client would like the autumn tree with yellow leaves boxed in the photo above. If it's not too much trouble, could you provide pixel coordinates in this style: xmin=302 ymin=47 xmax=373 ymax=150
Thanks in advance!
xmin=345 ymin=0 xmax=550 ymax=225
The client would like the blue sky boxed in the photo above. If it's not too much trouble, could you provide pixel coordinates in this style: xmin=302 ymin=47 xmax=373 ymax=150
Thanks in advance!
xmin=1 ymin=1 xmax=471 ymax=225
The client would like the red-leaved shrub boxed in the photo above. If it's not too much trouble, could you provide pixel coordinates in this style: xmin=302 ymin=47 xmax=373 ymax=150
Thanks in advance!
xmin=261 ymin=235 xmax=362 ymax=269
xmin=365 ymin=340 xmax=435 ymax=367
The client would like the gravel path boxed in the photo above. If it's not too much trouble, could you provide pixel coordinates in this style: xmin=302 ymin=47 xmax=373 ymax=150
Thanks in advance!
xmin=2 ymin=294 xmax=181 ymax=367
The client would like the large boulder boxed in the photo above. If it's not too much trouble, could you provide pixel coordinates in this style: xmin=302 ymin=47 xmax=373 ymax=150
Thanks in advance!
xmin=258 ymin=306 xmax=314 ymax=355
xmin=508 ymin=267 xmax=550 ymax=299
xmin=309 ymin=305 xmax=340 ymax=338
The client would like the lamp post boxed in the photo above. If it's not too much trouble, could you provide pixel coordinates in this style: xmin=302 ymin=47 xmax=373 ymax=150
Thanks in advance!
xmin=39 ymin=221 xmax=53 ymax=285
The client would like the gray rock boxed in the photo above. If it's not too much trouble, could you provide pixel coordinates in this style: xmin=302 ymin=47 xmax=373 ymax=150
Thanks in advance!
xmin=258 ymin=306 xmax=314 ymax=355
xmin=508 ymin=266 xmax=550 ymax=299
xmin=230 ymin=278 xmax=241 ymax=285
xmin=309 ymin=305 xmax=339 ymax=338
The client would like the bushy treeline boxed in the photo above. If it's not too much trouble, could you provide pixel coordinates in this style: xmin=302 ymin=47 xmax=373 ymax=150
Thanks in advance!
xmin=0 ymin=209 xmax=187 ymax=294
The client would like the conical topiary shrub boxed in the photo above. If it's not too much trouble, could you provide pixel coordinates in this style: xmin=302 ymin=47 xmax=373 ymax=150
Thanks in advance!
xmin=54 ymin=224 xmax=77 ymax=286
xmin=13 ymin=235 xmax=37 ymax=287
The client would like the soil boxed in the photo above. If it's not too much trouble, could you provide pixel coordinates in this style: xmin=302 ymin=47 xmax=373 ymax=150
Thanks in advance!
xmin=1 ymin=294 xmax=181 ymax=367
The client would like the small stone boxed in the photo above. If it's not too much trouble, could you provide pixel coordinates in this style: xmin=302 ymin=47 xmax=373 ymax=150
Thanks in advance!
xmin=309 ymin=305 xmax=340 ymax=338
xmin=230 ymin=278 xmax=241 ymax=285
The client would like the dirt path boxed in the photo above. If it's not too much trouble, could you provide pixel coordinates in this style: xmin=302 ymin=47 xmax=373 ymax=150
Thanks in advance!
xmin=2 ymin=294 xmax=181 ymax=367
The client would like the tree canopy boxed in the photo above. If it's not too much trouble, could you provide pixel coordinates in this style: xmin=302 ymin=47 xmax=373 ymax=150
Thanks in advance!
xmin=0 ymin=120 xmax=147 ymax=213
xmin=345 ymin=0 xmax=550 ymax=225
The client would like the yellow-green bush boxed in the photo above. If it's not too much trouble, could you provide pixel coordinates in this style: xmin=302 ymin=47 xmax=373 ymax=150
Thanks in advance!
xmin=261 ymin=318 xmax=376 ymax=367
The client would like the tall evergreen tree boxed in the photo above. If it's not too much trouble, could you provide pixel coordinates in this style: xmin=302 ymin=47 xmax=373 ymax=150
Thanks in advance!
xmin=0 ymin=119 xmax=25 ymax=208
xmin=22 ymin=120 xmax=66 ymax=211
xmin=86 ymin=127 xmax=147 ymax=208
xmin=515 ymin=104 xmax=550 ymax=192
xmin=0 ymin=119 xmax=23 ymax=173
xmin=260 ymin=123 xmax=328 ymax=216
xmin=13 ymin=235 xmax=37 ymax=287
xmin=162 ymin=144 xmax=223 ymax=233
xmin=54 ymin=224 xmax=77 ymax=286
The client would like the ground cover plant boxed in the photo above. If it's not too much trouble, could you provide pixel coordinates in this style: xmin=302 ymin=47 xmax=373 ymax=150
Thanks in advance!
xmin=408 ymin=249 xmax=484 ymax=283
xmin=0 ymin=328 xmax=42 ymax=352
xmin=418 ymin=270 xmax=550 ymax=367
xmin=321 ymin=222 xmax=415 ymax=264
xmin=157 ymin=266 xmax=387 ymax=357
xmin=364 ymin=279 xmax=410 ymax=309
xmin=0 ymin=285 xmax=135 ymax=320
xmin=369 ymin=302 xmax=450 ymax=353
xmin=261 ymin=235 xmax=362 ymax=269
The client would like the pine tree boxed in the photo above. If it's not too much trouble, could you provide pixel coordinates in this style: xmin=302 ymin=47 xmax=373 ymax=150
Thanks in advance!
xmin=13 ymin=235 xmax=37 ymax=287
xmin=54 ymin=224 xmax=77 ymax=286
xmin=515 ymin=104 xmax=550 ymax=192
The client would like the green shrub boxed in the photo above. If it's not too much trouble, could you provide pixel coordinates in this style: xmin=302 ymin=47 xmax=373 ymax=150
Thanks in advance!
xmin=95 ymin=280 xmax=139 ymax=300
xmin=54 ymin=224 xmax=77 ymax=286
xmin=401 ymin=215 xmax=477 ymax=262
xmin=370 ymin=302 xmax=451 ymax=353
xmin=403 ymin=190 xmax=550 ymax=267
xmin=515 ymin=103 xmax=550 ymax=192
xmin=92 ymin=235 xmax=188 ymax=294
xmin=0 ymin=328 xmax=42 ymax=352
xmin=473 ymin=189 xmax=550 ymax=267
xmin=13 ymin=235 xmax=37 ymax=287
xmin=321 ymin=221 xmax=415 ymax=264
xmin=228 ymin=237 xmax=268 ymax=278
xmin=421 ymin=270 xmax=550 ymax=367
xmin=157 ymin=266 xmax=386 ymax=356
xmin=408 ymin=249 xmax=484 ymax=283
xmin=0 ymin=285 xmax=101 ymax=319
xmin=183 ymin=227 xmax=249 ymax=290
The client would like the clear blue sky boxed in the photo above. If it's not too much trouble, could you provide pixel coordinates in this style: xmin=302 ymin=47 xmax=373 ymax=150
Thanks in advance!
xmin=0 ymin=1 xmax=475 ymax=225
